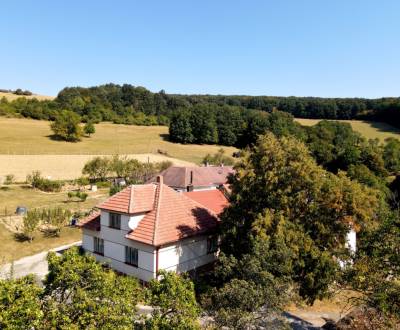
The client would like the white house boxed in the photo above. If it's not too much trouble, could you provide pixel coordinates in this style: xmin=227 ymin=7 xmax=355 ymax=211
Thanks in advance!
xmin=78 ymin=176 xmax=228 ymax=283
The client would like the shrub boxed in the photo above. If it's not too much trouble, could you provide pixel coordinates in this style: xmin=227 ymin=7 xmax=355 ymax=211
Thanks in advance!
xmin=109 ymin=185 xmax=122 ymax=196
xmin=4 ymin=174 xmax=14 ymax=185
xmin=22 ymin=209 xmax=41 ymax=242
xmin=26 ymin=171 xmax=62 ymax=192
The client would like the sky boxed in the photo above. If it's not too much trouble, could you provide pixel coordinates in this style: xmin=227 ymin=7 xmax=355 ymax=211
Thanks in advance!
xmin=1 ymin=1 xmax=399 ymax=98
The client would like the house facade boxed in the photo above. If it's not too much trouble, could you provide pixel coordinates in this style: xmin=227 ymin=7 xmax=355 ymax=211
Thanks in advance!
xmin=78 ymin=176 xmax=227 ymax=282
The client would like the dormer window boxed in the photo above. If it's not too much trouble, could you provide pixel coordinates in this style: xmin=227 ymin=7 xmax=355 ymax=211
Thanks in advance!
xmin=109 ymin=213 xmax=121 ymax=229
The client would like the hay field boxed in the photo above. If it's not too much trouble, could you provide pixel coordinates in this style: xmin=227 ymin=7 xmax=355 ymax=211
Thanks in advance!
xmin=296 ymin=118 xmax=400 ymax=141
xmin=0 ymin=117 xmax=237 ymax=180
xmin=0 ymin=154 xmax=194 ymax=181
xmin=0 ymin=91 xmax=54 ymax=101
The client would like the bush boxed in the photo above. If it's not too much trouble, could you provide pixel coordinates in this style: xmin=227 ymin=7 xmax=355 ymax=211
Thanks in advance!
xmin=4 ymin=174 xmax=14 ymax=185
xmin=26 ymin=171 xmax=63 ymax=192
xmin=50 ymin=110 xmax=83 ymax=142
xmin=67 ymin=191 xmax=88 ymax=202
xmin=109 ymin=185 xmax=122 ymax=196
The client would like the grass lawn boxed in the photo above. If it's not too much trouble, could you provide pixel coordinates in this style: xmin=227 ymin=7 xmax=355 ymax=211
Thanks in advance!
xmin=0 ymin=118 xmax=236 ymax=163
xmin=0 ymin=223 xmax=81 ymax=263
xmin=0 ymin=185 xmax=109 ymax=263
xmin=0 ymin=185 xmax=109 ymax=216
xmin=296 ymin=118 xmax=400 ymax=141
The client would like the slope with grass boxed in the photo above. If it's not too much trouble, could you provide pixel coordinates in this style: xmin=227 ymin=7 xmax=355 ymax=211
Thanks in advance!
xmin=296 ymin=118 xmax=400 ymax=141
xmin=0 ymin=91 xmax=54 ymax=101
xmin=0 ymin=117 xmax=237 ymax=180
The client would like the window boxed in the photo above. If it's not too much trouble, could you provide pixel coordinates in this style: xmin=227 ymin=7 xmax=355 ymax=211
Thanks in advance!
xmin=207 ymin=236 xmax=218 ymax=254
xmin=94 ymin=237 xmax=104 ymax=255
xmin=109 ymin=213 xmax=121 ymax=229
xmin=125 ymin=246 xmax=138 ymax=267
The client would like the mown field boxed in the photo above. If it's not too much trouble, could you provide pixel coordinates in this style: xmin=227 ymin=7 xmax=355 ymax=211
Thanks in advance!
xmin=296 ymin=118 xmax=400 ymax=141
xmin=0 ymin=91 xmax=54 ymax=101
xmin=0 ymin=118 xmax=237 ymax=180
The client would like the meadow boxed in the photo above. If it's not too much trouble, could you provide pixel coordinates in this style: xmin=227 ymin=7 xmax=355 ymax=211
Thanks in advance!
xmin=296 ymin=118 xmax=400 ymax=141
xmin=0 ymin=118 xmax=237 ymax=180
xmin=0 ymin=91 xmax=54 ymax=101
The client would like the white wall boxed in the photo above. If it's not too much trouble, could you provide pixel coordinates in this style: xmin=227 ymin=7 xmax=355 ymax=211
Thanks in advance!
xmin=158 ymin=236 xmax=217 ymax=273
xmin=82 ymin=211 xmax=217 ymax=282
xmin=346 ymin=229 xmax=357 ymax=254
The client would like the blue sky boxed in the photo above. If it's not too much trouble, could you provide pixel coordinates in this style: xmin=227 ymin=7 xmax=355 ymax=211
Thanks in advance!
xmin=1 ymin=1 xmax=399 ymax=98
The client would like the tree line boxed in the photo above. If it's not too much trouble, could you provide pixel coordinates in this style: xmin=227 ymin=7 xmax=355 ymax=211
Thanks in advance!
xmin=0 ymin=83 xmax=399 ymax=129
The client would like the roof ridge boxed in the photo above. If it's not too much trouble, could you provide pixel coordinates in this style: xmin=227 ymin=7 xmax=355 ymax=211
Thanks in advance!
xmin=151 ymin=182 xmax=163 ymax=245
xmin=128 ymin=185 xmax=134 ymax=214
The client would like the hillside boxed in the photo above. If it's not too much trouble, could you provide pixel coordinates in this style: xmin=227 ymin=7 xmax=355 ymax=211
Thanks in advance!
xmin=0 ymin=91 xmax=54 ymax=101
xmin=0 ymin=117 xmax=236 ymax=180
xmin=296 ymin=118 xmax=400 ymax=141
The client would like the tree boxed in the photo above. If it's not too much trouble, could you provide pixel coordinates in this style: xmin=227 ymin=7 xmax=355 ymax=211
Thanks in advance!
xmin=145 ymin=270 xmax=200 ymax=329
xmin=50 ymin=110 xmax=83 ymax=142
xmin=83 ymin=121 xmax=95 ymax=137
xmin=22 ymin=209 xmax=41 ymax=242
xmin=41 ymin=207 xmax=72 ymax=236
xmin=220 ymin=133 xmax=382 ymax=302
xmin=345 ymin=211 xmax=400 ymax=324
xmin=168 ymin=109 xmax=194 ymax=143
xmin=43 ymin=247 xmax=143 ymax=329
xmin=383 ymin=137 xmax=400 ymax=174
xmin=202 ymin=148 xmax=235 ymax=166
xmin=190 ymin=105 xmax=218 ymax=144
xmin=82 ymin=156 xmax=111 ymax=181
xmin=0 ymin=275 xmax=44 ymax=329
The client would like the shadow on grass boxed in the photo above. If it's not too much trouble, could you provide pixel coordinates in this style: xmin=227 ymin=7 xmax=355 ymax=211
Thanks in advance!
xmin=14 ymin=233 xmax=30 ymax=242
xmin=364 ymin=120 xmax=400 ymax=134
xmin=41 ymin=228 xmax=60 ymax=238
xmin=45 ymin=134 xmax=80 ymax=143
xmin=158 ymin=133 xmax=170 ymax=141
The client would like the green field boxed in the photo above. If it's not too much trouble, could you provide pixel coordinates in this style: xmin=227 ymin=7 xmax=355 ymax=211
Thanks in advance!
xmin=0 ymin=117 xmax=236 ymax=163
xmin=295 ymin=118 xmax=400 ymax=141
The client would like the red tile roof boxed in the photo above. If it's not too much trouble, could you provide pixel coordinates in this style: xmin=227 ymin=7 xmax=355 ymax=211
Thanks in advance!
xmin=77 ymin=211 xmax=101 ymax=231
xmin=93 ymin=177 xmax=219 ymax=246
xmin=183 ymin=190 xmax=229 ymax=215
xmin=148 ymin=166 xmax=234 ymax=189
xmin=97 ymin=184 xmax=156 ymax=214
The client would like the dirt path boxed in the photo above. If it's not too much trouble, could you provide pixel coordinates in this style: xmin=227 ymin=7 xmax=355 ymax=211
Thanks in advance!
xmin=0 ymin=241 xmax=81 ymax=280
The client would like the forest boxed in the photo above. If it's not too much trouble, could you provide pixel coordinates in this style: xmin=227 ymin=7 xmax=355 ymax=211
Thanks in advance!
xmin=0 ymin=83 xmax=399 ymax=128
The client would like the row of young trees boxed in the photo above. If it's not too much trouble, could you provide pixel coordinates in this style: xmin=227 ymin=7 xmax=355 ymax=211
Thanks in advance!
xmin=82 ymin=155 xmax=172 ymax=183
xmin=1 ymin=83 xmax=399 ymax=129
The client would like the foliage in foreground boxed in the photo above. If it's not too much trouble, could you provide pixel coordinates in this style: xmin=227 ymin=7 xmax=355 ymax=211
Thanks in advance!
xmin=143 ymin=270 xmax=200 ymax=329
xmin=0 ymin=248 xmax=143 ymax=329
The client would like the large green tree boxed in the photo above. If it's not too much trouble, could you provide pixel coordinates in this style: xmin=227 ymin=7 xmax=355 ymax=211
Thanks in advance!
xmin=43 ymin=247 xmax=142 ymax=329
xmin=144 ymin=270 xmax=200 ymax=329
xmin=168 ymin=109 xmax=194 ymax=143
xmin=220 ymin=133 xmax=382 ymax=302
xmin=50 ymin=110 xmax=83 ymax=142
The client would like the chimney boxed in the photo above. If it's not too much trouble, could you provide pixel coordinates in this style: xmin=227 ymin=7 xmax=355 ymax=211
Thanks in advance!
xmin=157 ymin=175 xmax=163 ymax=185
